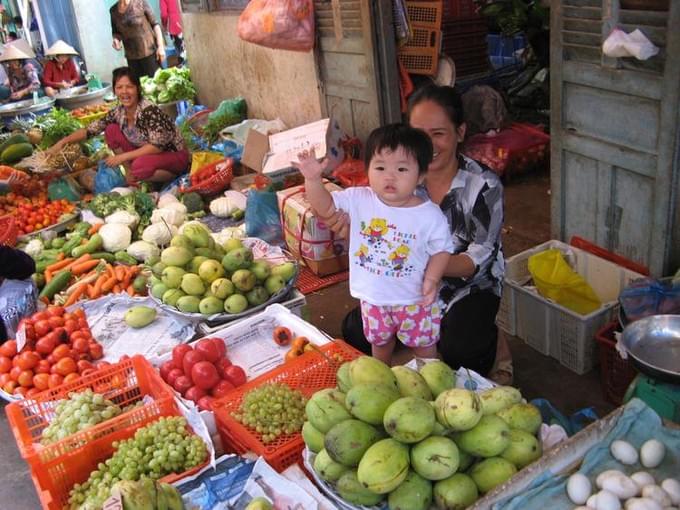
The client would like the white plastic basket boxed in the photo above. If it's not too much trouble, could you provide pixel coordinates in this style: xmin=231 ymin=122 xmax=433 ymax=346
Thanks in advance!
xmin=497 ymin=240 xmax=645 ymax=374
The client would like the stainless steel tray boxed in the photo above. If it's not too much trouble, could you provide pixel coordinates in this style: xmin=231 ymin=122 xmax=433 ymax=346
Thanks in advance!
xmin=55 ymin=83 xmax=112 ymax=110
xmin=0 ymin=97 xmax=55 ymax=118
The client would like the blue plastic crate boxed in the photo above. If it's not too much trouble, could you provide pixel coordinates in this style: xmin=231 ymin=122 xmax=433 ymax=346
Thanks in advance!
xmin=487 ymin=33 xmax=527 ymax=69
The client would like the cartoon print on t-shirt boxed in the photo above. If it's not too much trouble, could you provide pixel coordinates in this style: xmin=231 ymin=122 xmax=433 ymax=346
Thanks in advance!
xmin=353 ymin=217 xmax=416 ymax=277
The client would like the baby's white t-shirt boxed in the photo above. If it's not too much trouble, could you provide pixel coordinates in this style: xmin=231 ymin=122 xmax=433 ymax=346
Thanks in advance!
xmin=332 ymin=187 xmax=454 ymax=306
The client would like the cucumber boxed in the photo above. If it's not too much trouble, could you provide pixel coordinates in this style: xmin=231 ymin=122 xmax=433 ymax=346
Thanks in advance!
xmin=71 ymin=234 xmax=103 ymax=258
xmin=39 ymin=270 xmax=72 ymax=300
xmin=90 ymin=252 xmax=115 ymax=262
xmin=0 ymin=133 xmax=29 ymax=154
xmin=1 ymin=142 xmax=33 ymax=164
xmin=115 ymin=251 xmax=137 ymax=265
xmin=51 ymin=238 xmax=66 ymax=249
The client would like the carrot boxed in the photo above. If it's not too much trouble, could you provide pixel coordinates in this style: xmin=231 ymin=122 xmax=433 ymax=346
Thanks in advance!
xmin=71 ymin=259 xmax=100 ymax=276
xmin=113 ymin=284 xmax=122 ymax=293
xmin=56 ymin=252 xmax=65 ymax=261
xmin=46 ymin=258 xmax=74 ymax=273
xmin=92 ymin=274 xmax=107 ymax=297
xmin=102 ymin=275 xmax=117 ymax=293
xmin=121 ymin=266 xmax=138 ymax=288
xmin=106 ymin=264 xmax=115 ymax=278
xmin=62 ymin=254 xmax=92 ymax=272
xmin=64 ymin=283 xmax=88 ymax=306
xmin=87 ymin=284 xmax=96 ymax=299
xmin=126 ymin=284 xmax=135 ymax=296
xmin=114 ymin=265 xmax=126 ymax=282
xmin=88 ymin=223 xmax=103 ymax=236
xmin=44 ymin=269 xmax=53 ymax=284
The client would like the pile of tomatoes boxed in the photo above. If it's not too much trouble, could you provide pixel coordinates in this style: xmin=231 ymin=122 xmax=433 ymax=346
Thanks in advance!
xmin=0 ymin=306 xmax=106 ymax=398
xmin=0 ymin=192 xmax=76 ymax=236
xmin=158 ymin=338 xmax=247 ymax=412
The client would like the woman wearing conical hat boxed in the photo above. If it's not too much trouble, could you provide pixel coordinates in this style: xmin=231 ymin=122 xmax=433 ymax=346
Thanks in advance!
xmin=0 ymin=44 xmax=41 ymax=102
xmin=43 ymin=40 xmax=81 ymax=97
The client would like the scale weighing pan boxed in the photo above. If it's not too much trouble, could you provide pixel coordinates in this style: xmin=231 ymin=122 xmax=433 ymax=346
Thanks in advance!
xmin=621 ymin=314 xmax=680 ymax=384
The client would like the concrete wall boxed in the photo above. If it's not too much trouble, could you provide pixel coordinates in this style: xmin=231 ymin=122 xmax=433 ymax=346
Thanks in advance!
xmin=182 ymin=11 xmax=321 ymax=128
xmin=73 ymin=0 xmax=126 ymax=80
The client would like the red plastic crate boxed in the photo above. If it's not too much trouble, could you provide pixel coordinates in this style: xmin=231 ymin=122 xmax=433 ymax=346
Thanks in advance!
xmin=213 ymin=340 xmax=363 ymax=472
xmin=6 ymin=356 xmax=175 ymax=462
xmin=595 ymin=321 xmax=638 ymax=405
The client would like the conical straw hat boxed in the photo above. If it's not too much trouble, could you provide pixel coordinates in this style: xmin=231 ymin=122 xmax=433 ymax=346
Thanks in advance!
xmin=0 ymin=44 xmax=33 ymax=62
xmin=46 ymin=40 xmax=78 ymax=56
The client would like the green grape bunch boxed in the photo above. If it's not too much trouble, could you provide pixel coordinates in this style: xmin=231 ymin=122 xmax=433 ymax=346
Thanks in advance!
xmin=68 ymin=416 xmax=208 ymax=509
xmin=42 ymin=389 xmax=123 ymax=445
xmin=231 ymin=383 xmax=307 ymax=444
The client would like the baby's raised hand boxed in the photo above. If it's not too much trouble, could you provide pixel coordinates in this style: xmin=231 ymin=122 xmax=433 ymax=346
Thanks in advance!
xmin=292 ymin=148 xmax=327 ymax=180
xmin=419 ymin=277 xmax=439 ymax=306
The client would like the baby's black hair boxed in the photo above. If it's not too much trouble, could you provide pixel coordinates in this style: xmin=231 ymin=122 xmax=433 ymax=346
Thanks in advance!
xmin=363 ymin=123 xmax=433 ymax=175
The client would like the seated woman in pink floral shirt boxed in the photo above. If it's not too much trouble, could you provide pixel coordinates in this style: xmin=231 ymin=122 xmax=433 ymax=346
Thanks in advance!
xmin=48 ymin=67 xmax=189 ymax=184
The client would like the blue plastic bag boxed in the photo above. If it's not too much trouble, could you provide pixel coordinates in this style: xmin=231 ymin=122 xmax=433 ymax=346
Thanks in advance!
xmin=94 ymin=161 xmax=126 ymax=194
xmin=245 ymin=190 xmax=283 ymax=245
xmin=530 ymin=398 xmax=599 ymax=436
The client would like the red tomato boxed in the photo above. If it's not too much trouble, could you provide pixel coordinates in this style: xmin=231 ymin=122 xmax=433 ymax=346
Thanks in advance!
xmin=47 ymin=306 xmax=65 ymax=317
xmin=0 ymin=373 xmax=10 ymax=386
xmin=215 ymin=358 xmax=233 ymax=379
xmin=77 ymin=360 xmax=94 ymax=373
xmin=195 ymin=338 xmax=221 ymax=364
xmin=34 ymin=320 xmax=52 ymax=337
xmin=26 ymin=387 xmax=41 ymax=398
xmin=73 ymin=309 xmax=85 ymax=319
xmin=184 ymin=385 xmax=207 ymax=402
xmin=191 ymin=361 xmax=219 ymax=390
xmin=211 ymin=338 xmax=227 ymax=359
xmin=46 ymin=354 xmax=56 ymax=365
xmin=18 ymin=369 xmax=34 ymax=387
xmin=159 ymin=360 xmax=176 ymax=382
xmin=17 ymin=351 xmax=40 ymax=370
xmin=72 ymin=338 xmax=89 ymax=354
xmin=32 ymin=312 xmax=50 ymax=322
xmin=224 ymin=365 xmax=247 ymax=387
xmin=3 ymin=380 xmax=18 ymax=394
xmin=54 ymin=357 xmax=77 ymax=376
xmin=77 ymin=318 xmax=88 ymax=330
xmin=53 ymin=327 xmax=68 ymax=344
xmin=33 ymin=373 xmax=49 ymax=391
xmin=0 ymin=356 xmax=11 ymax=374
xmin=48 ymin=316 xmax=65 ymax=329
xmin=63 ymin=373 xmax=80 ymax=384
xmin=182 ymin=350 xmax=206 ymax=378
xmin=172 ymin=344 xmax=193 ymax=370
xmin=13 ymin=386 xmax=28 ymax=397
xmin=24 ymin=324 xmax=36 ymax=343
xmin=35 ymin=360 xmax=51 ymax=374
xmin=64 ymin=319 xmax=78 ymax=335
xmin=166 ymin=368 xmax=183 ymax=387
xmin=197 ymin=395 xmax=215 ymax=412
xmin=35 ymin=335 xmax=57 ymax=355
xmin=89 ymin=343 xmax=103 ymax=360
xmin=69 ymin=330 xmax=88 ymax=343
xmin=0 ymin=340 xmax=17 ymax=358
xmin=9 ymin=365 xmax=22 ymax=381
xmin=173 ymin=375 xmax=193 ymax=396
xmin=52 ymin=344 xmax=71 ymax=361
xmin=211 ymin=379 xmax=235 ymax=399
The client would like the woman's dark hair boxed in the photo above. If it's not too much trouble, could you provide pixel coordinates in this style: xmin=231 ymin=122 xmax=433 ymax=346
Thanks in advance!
xmin=407 ymin=84 xmax=465 ymax=128
xmin=112 ymin=66 xmax=142 ymax=98
xmin=364 ymin=123 xmax=433 ymax=175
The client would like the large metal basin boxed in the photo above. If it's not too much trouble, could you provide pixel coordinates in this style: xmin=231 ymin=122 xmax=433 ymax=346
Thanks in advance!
xmin=55 ymin=83 xmax=112 ymax=110
xmin=621 ymin=314 xmax=680 ymax=384
xmin=0 ymin=97 xmax=55 ymax=126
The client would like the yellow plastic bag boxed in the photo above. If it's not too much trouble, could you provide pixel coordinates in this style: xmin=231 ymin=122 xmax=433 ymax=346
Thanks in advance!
xmin=190 ymin=152 xmax=224 ymax=175
xmin=528 ymin=249 xmax=602 ymax=315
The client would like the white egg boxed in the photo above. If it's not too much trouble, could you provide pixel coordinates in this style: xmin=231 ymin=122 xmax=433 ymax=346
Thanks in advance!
xmin=624 ymin=497 xmax=663 ymax=510
xmin=598 ymin=470 xmax=628 ymax=488
xmin=611 ymin=440 xmax=639 ymax=465
xmin=602 ymin=474 xmax=639 ymax=499
xmin=661 ymin=479 xmax=680 ymax=505
xmin=589 ymin=494 xmax=600 ymax=508
xmin=642 ymin=486 xmax=672 ymax=507
xmin=568 ymin=473 xmax=593 ymax=504
xmin=632 ymin=472 xmax=657 ymax=491
xmin=596 ymin=490 xmax=622 ymax=510
xmin=640 ymin=440 xmax=666 ymax=468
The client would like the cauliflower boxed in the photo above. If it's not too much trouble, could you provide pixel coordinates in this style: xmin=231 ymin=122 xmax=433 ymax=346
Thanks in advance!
xmin=127 ymin=240 xmax=161 ymax=262
xmin=105 ymin=210 xmax=140 ymax=229
xmin=163 ymin=201 xmax=188 ymax=215
xmin=111 ymin=187 xmax=134 ymax=196
xmin=23 ymin=239 xmax=43 ymax=258
xmin=151 ymin=207 xmax=186 ymax=227
xmin=100 ymin=223 xmax=132 ymax=252
xmin=211 ymin=225 xmax=246 ymax=245
xmin=142 ymin=222 xmax=177 ymax=246
xmin=157 ymin=193 xmax=180 ymax=208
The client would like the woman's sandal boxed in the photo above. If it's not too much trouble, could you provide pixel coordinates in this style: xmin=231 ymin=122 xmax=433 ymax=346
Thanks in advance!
xmin=488 ymin=359 xmax=514 ymax=386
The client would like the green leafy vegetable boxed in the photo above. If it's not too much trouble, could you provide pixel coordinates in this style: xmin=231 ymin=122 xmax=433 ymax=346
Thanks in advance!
xmin=87 ymin=190 xmax=156 ymax=238
xmin=141 ymin=67 xmax=197 ymax=104
xmin=202 ymin=97 xmax=247 ymax=143
xmin=34 ymin=108 xmax=82 ymax=148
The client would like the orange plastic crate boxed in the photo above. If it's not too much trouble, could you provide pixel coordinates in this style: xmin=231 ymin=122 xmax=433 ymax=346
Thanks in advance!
xmin=6 ymin=356 xmax=175 ymax=463
xmin=213 ymin=340 xmax=363 ymax=472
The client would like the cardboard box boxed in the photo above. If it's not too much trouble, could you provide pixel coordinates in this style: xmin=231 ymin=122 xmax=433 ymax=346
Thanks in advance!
xmin=277 ymin=182 xmax=349 ymax=277
xmin=241 ymin=118 xmax=346 ymax=183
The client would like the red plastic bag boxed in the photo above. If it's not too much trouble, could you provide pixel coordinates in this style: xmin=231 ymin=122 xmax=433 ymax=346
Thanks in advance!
xmin=237 ymin=0 xmax=315 ymax=52
xmin=332 ymin=138 xmax=368 ymax=188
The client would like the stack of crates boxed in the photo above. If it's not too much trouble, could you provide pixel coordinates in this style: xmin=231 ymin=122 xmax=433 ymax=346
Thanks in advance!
xmin=440 ymin=0 xmax=489 ymax=77
xmin=398 ymin=1 xmax=443 ymax=76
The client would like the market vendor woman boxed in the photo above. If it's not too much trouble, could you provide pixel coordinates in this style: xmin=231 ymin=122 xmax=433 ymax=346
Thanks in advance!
xmin=0 ymin=45 xmax=42 ymax=102
xmin=49 ymin=66 xmax=189 ymax=184
xmin=43 ymin=40 xmax=82 ymax=97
